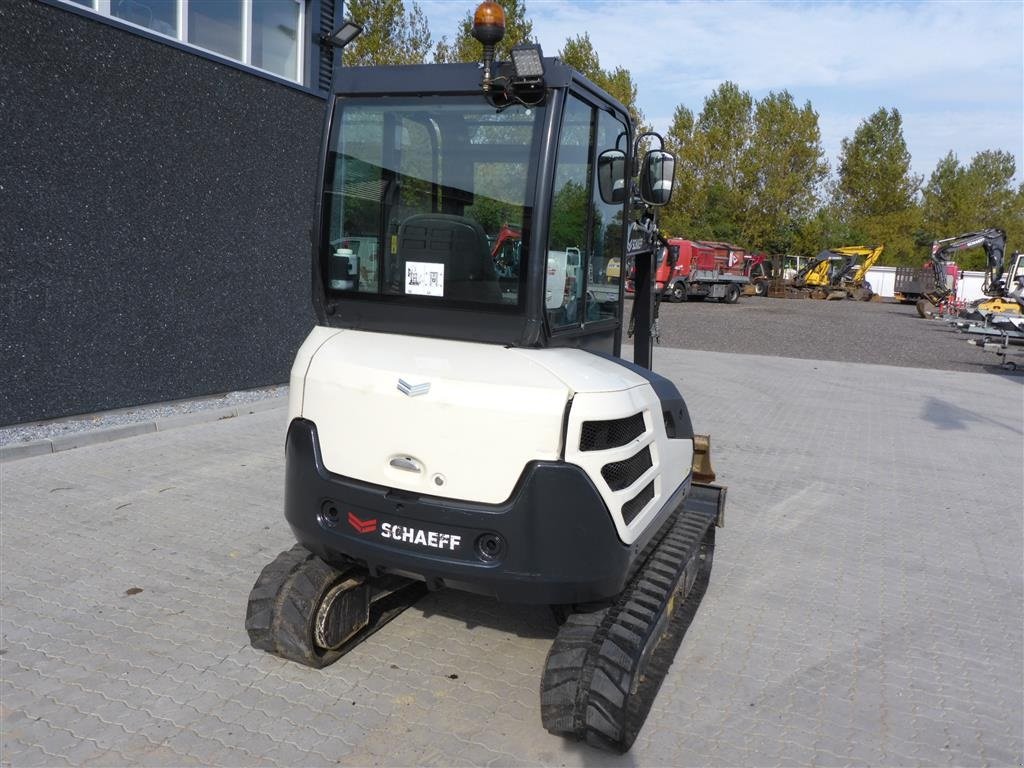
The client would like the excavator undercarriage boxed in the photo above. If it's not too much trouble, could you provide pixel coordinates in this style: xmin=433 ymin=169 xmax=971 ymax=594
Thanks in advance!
xmin=541 ymin=481 xmax=721 ymax=751
xmin=247 ymin=442 xmax=725 ymax=753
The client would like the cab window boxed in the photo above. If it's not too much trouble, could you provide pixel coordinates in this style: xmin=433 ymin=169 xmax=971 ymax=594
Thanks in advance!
xmin=545 ymin=95 xmax=626 ymax=330
xmin=545 ymin=96 xmax=592 ymax=327
xmin=585 ymin=109 xmax=627 ymax=321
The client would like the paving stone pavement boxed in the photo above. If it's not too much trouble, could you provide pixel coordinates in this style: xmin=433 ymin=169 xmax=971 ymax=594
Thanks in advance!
xmin=2 ymin=348 xmax=1022 ymax=767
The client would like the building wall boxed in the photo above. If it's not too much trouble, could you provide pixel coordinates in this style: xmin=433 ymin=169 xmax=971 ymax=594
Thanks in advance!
xmin=1 ymin=0 xmax=327 ymax=425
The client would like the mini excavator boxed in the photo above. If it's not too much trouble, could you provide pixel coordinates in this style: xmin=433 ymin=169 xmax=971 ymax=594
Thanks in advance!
xmin=245 ymin=2 xmax=727 ymax=753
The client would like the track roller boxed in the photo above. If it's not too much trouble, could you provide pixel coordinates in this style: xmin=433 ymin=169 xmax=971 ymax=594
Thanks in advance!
xmin=540 ymin=493 xmax=719 ymax=752
xmin=246 ymin=544 xmax=426 ymax=668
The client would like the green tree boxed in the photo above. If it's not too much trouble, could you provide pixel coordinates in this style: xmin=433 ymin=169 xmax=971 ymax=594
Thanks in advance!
xmin=739 ymin=91 xmax=828 ymax=253
xmin=661 ymin=104 xmax=697 ymax=236
xmin=921 ymin=149 xmax=1024 ymax=269
xmin=790 ymin=203 xmax=861 ymax=259
xmin=555 ymin=32 xmax=597 ymax=75
xmin=920 ymin=151 xmax=972 ymax=235
xmin=434 ymin=0 xmax=534 ymax=64
xmin=343 ymin=0 xmax=433 ymax=66
xmin=963 ymin=150 xmax=1024 ymax=261
xmin=834 ymin=107 xmax=922 ymax=264
xmin=548 ymin=180 xmax=589 ymax=250
xmin=691 ymin=82 xmax=753 ymax=194
xmin=666 ymin=82 xmax=753 ymax=242
xmin=557 ymin=34 xmax=644 ymax=129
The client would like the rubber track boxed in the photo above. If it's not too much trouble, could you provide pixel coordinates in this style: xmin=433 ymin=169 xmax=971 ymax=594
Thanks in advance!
xmin=246 ymin=544 xmax=426 ymax=668
xmin=245 ymin=544 xmax=318 ymax=655
xmin=540 ymin=504 xmax=716 ymax=752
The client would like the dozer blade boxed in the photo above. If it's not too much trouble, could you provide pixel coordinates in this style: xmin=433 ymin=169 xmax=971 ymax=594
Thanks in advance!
xmin=691 ymin=433 xmax=716 ymax=484
xmin=540 ymin=483 xmax=724 ymax=753
xmin=976 ymin=298 xmax=1023 ymax=316
xmin=246 ymin=544 xmax=426 ymax=669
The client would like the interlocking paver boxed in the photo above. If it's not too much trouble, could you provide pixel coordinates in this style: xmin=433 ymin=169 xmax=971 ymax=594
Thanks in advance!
xmin=2 ymin=349 xmax=1022 ymax=766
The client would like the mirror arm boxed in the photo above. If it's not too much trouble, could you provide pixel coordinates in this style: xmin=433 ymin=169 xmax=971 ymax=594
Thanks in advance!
xmin=633 ymin=131 xmax=665 ymax=154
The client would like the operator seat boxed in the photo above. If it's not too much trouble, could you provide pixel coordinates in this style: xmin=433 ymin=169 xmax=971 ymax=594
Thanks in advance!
xmin=396 ymin=214 xmax=502 ymax=303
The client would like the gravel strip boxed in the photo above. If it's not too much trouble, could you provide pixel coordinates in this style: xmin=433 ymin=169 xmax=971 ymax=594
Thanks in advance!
xmin=645 ymin=295 xmax=1020 ymax=374
xmin=0 ymin=384 xmax=288 ymax=446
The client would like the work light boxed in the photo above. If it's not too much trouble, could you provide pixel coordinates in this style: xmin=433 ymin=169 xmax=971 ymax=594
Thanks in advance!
xmin=510 ymin=44 xmax=544 ymax=83
xmin=322 ymin=19 xmax=363 ymax=49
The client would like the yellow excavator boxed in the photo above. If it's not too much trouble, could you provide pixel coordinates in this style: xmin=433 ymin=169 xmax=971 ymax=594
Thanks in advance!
xmin=793 ymin=245 xmax=883 ymax=300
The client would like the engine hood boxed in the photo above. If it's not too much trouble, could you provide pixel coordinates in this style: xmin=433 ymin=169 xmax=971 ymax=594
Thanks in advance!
xmin=295 ymin=329 xmax=576 ymax=504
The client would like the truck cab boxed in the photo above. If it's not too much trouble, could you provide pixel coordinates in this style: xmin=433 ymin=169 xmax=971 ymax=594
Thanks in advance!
xmin=629 ymin=238 xmax=749 ymax=303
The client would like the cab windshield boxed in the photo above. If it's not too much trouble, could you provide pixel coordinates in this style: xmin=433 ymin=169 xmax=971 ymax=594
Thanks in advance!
xmin=321 ymin=97 xmax=545 ymax=308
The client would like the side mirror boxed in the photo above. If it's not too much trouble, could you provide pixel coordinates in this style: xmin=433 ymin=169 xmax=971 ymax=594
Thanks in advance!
xmin=639 ymin=149 xmax=675 ymax=206
xmin=597 ymin=149 xmax=627 ymax=204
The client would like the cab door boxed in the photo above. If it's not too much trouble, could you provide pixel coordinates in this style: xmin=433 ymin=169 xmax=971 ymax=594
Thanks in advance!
xmin=544 ymin=92 xmax=629 ymax=353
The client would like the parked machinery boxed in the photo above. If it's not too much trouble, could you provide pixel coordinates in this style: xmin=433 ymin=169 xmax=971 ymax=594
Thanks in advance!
xmin=916 ymin=228 xmax=1020 ymax=319
xmin=964 ymin=315 xmax=1024 ymax=370
xmin=645 ymin=238 xmax=751 ymax=303
xmin=963 ymin=251 xmax=1023 ymax=320
xmin=741 ymin=252 xmax=772 ymax=296
xmin=893 ymin=261 xmax=959 ymax=305
xmin=792 ymin=245 xmax=882 ymax=300
xmin=245 ymin=2 xmax=727 ymax=754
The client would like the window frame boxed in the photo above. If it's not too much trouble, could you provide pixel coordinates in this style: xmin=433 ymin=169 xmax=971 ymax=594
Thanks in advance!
xmin=584 ymin=107 xmax=630 ymax=325
xmin=50 ymin=0 xmax=309 ymax=88
xmin=544 ymin=89 xmax=630 ymax=338
xmin=318 ymin=94 xmax=548 ymax=314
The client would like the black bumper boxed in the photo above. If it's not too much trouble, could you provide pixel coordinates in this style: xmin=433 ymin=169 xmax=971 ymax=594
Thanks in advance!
xmin=283 ymin=418 xmax=691 ymax=604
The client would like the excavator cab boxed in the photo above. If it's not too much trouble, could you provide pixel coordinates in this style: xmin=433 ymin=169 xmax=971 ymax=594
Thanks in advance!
xmin=246 ymin=2 xmax=726 ymax=754
xmin=315 ymin=67 xmax=672 ymax=356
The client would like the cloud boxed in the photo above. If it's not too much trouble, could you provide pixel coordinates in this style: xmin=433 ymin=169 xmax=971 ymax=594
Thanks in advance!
xmin=517 ymin=1 xmax=1020 ymax=93
xmin=900 ymin=108 xmax=1024 ymax=179
xmin=419 ymin=0 xmax=1023 ymax=179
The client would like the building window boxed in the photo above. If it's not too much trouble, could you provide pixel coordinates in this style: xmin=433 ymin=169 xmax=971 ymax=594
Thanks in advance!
xmin=252 ymin=0 xmax=302 ymax=81
xmin=187 ymin=1 xmax=244 ymax=60
xmin=63 ymin=0 xmax=306 ymax=84
xmin=111 ymin=0 xmax=177 ymax=36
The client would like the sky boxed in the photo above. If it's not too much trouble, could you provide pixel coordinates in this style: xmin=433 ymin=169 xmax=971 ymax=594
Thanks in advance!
xmin=418 ymin=0 xmax=1024 ymax=184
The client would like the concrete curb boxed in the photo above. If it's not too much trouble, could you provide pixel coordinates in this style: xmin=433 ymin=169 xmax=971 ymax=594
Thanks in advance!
xmin=1 ymin=399 xmax=288 ymax=463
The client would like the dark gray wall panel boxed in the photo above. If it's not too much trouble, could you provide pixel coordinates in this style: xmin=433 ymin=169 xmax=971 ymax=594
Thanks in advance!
xmin=1 ymin=0 xmax=324 ymax=425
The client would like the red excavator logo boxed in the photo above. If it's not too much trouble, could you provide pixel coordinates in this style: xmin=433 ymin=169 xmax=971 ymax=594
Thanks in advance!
xmin=347 ymin=512 xmax=377 ymax=534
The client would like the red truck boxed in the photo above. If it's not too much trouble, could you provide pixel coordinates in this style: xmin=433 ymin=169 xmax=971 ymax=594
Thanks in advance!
xmin=628 ymin=238 xmax=751 ymax=303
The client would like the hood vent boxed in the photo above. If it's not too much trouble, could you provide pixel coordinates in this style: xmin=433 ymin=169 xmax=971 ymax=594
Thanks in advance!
xmin=601 ymin=446 xmax=653 ymax=491
xmin=621 ymin=481 xmax=655 ymax=525
xmin=579 ymin=413 xmax=645 ymax=451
